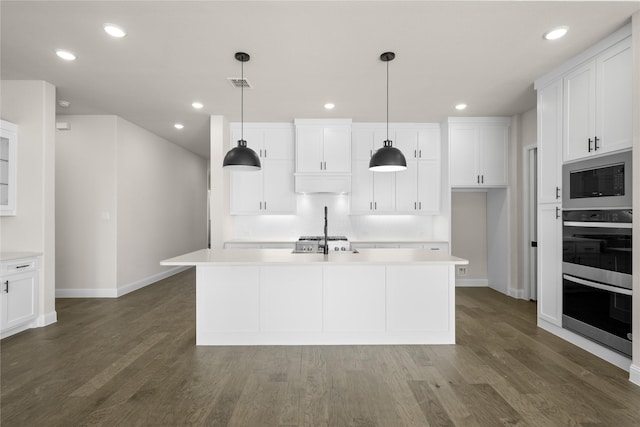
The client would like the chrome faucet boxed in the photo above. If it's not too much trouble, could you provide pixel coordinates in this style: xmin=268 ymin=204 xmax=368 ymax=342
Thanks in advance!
xmin=323 ymin=206 xmax=328 ymax=255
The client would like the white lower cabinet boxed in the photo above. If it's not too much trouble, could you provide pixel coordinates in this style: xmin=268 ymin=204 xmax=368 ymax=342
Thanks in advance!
xmin=537 ymin=204 xmax=563 ymax=326
xmin=1 ymin=256 xmax=39 ymax=337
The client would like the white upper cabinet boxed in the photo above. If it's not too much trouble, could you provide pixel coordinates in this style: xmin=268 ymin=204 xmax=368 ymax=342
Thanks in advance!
xmin=351 ymin=124 xmax=441 ymax=215
xmin=449 ymin=118 xmax=510 ymax=187
xmin=0 ymin=120 xmax=17 ymax=216
xmin=537 ymin=80 xmax=563 ymax=204
xmin=563 ymin=37 xmax=632 ymax=162
xmin=229 ymin=123 xmax=295 ymax=215
xmin=295 ymin=120 xmax=351 ymax=173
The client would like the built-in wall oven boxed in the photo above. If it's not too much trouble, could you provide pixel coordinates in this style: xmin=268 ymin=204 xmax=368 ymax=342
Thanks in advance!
xmin=562 ymin=151 xmax=633 ymax=357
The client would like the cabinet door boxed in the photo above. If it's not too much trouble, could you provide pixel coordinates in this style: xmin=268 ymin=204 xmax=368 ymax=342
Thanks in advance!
xmin=263 ymin=127 xmax=294 ymax=160
xmin=596 ymin=37 xmax=632 ymax=154
xmin=563 ymin=61 xmax=596 ymax=162
xmin=395 ymin=159 xmax=418 ymax=212
xmin=230 ymin=169 xmax=263 ymax=214
xmin=3 ymin=273 xmax=37 ymax=330
xmin=296 ymin=126 xmax=324 ymax=172
xmin=537 ymin=81 xmax=563 ymax=204
xmin=450 ymin=126 xmax=480 ymax=186
xmin=417 ymin=128 xmax=440 ymax=160
xmin=0 ymin=121 xmax=17 ymax=216
xmin=323 ymin=126 xmax=351 ymax=172
xmin=417 ymin=160 xmax=440 ymax=213
xmin=479 ymin=126 xmax=508 ymax=186
xmin=394 ymin=130 xmax=418 ymax=160
xmin=231 ymin=127 xmax=263 ymax=157
xmin=350 ymin=160 xmax=374 ymax=213
xmin=263 ymin=160 xmax=295 ymax=213
xmin=352 ymin=129 xmax=375 ymax=161
xmin=372 ymin=170 xmax=395 ymax=213
xmin=537 ymin=203 xmax=562 ymax=326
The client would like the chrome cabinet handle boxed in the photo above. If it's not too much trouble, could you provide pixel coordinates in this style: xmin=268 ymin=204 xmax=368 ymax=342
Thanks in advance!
xmin=419 ymin=201 xmax=422 ymax=209
xmin=419 ymin=150 xmax=422 ymax=158
xmin=414 ymin=202 xmax=417 ymax=210
xmin=414 ymin=150 xmax=417 ymax=158
xmin=477 ymin=175 xmax=480 ymax=184
xmin=264 ymin=201 xmax=267 ymax=210
xmin=481 ymin=175 xmax=484 ymax=184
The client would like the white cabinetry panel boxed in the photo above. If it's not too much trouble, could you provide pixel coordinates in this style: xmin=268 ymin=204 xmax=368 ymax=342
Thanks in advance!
xmin=536 ymin=204 xmax=562 ymax=326
xmin=537 ymin=80 xmax=563 ymax=204
xmin=387 ymin=265 xmax=450 ymax=332
xmin=196 ymin=267 xmax=259 ymax=333
xmin=0 ymin=120 xmax=17 ymax=216
xmin=260 ymin=266 xmax=323 ymax=332
xmin=323 ymin=266 xmax=386 ymax=332
xmin=1 ymin=256 xmax=40 ymax=338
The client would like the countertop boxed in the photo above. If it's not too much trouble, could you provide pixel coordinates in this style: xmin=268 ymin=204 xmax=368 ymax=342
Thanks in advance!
xmin=0 ymin=252 xmax=42 ymax=262
xmin=161 ymin=248 xmax=468 ymax=267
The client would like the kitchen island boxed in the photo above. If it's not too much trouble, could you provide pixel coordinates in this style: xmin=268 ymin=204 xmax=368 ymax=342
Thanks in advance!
xmin=161 ymin=248 xmax=467 ymax=346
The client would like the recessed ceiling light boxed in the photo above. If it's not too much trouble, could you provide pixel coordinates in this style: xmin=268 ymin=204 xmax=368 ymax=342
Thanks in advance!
xmin=543 ymin=26 xmax=569 ymax=41
xmin=56 ymin=50 xmax=76 ymax=61
xmin=104 ymin=24 xmax=126 ymax=38
xmin=324 ymin=103 xmax=335 ymax=110
xmin=455 ymin=103 xmax=467 ymax=111
xmin=57 ymin=100 xmax=71 ymax=108
xmin=174 ymin=123 xmax=184 ymax=130
xmin=192 ymin=101 xmax=204 ymax=109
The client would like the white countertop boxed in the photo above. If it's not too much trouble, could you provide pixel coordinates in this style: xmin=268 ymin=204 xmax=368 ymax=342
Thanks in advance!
xmin=161 ymin=248 xmax=468 ymax=267
xmin=225 ymin=239 xmax=448 ymax=244
xmin=0 ymin=252 xmax=42 ymax=262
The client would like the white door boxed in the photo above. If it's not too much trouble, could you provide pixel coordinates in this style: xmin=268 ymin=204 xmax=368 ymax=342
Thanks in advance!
xmin=323 ymin=126 xmax=351 ymax=172
xmin=296 ymin=126 xmax=324 ymax=172
xmin=395 ymin=159 xmax=418 ymax=212
xmin=417 ymin=160 xmax=440 ymax=213
xmin=563 ymin=61 xmax=596 ymax=161
xmin=480 ymin=126 xmax=508 ymax=186
xmin=450 ymin=126 xmax=479 ymax=186
xmin=537 ymin=81 xmax=563 ymax=204
xmin=596 ymin=37 xmax=632 ymax=154
xmin=537 ymin=203 xmax=562 ymax=326
xmin=262 ymin=160 xmax=295 ymax=213
xmin=4 ymin=273 xmax=37 ymax=330
xmin=230 ymin=169 xmax=263 ymax=214
xmin=350 ymin=160 xmax=373 ymax=213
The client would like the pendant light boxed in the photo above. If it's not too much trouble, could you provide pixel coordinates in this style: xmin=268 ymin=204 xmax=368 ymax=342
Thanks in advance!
xmin=369 ymin=51 xmax=407 ymax=172
xmin=223 ymin=52 xmax=261 ymax=171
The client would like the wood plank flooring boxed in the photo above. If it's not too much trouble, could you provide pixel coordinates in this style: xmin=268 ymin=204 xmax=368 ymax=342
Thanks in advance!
xmin=2 ymin=268 xmax=640 ymax=426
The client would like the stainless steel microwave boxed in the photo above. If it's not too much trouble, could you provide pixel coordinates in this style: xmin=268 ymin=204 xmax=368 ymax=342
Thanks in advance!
xmin=562 ymin=151 xmax=632 ymax=209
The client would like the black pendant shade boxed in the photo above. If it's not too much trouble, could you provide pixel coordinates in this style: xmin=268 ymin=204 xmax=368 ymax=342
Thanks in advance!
xmin=223 ymin=139 xmax=261 ymax=170
xmin=223 ymin=52 xmax=261 ymax=171
xmin=370 ymin=51 xmax=407 ymax=172
xmin=369 ymin=140 xmax=407 ymax=172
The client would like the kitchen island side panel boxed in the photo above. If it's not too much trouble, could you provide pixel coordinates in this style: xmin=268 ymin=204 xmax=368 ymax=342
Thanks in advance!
xmin=194 ymin=263 xmax=455 ymax=345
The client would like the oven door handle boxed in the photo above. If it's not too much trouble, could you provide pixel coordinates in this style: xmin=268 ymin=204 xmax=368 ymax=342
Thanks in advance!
xmin=563 ymin=274 xmax=632 ymax=296
xmin=563 ymin=221 xmax=632 ymax=229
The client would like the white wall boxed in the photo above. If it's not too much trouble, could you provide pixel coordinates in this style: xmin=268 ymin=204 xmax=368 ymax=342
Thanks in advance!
xmin=451 ymin=191 xmax=488 ymax=283
xmin=116 ymin=117 xmax=208 ymax=288
xmin=56 ymin=115 xmax=208 ymax=297
xmin=0 ymin=80 xmax=57 ymax=325
xmin=56 ymin=116 xmax=117 ymax=294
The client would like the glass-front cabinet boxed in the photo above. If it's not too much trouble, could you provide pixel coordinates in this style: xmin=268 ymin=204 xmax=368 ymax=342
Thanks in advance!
xmin=0 ymin=120 xmax=17 ymax=216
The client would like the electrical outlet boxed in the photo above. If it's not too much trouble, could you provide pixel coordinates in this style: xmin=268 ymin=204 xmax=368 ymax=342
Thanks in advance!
xmin=457 ymin=266 xmax=467 ymax=276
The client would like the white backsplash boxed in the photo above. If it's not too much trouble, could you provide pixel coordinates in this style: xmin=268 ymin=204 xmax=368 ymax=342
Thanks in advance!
xmin=230 ymin=194 xmax=449 ymax=242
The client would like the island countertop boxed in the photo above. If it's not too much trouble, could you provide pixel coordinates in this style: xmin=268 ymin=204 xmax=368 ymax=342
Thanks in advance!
xmin=161 ymin=248 xmax=468 ymax=267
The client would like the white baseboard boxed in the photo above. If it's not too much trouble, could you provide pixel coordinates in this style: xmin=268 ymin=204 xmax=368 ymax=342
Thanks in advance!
xmin=36 ymin=310 xmax=57 ymax=327
xmin=455 ymin=278 xmax=488 ymax=287
xmin=537 ymin=318 xmax=632 ymax=372
xmin=508 ymin=287 xmax=528 ymax=300
xmin=55 ymin=266 xmax=190 ymax=298
xmin=630 ymin=364 xmax=640 ymax=386
xmin=116 ymin=266 xmax=190 ymax=297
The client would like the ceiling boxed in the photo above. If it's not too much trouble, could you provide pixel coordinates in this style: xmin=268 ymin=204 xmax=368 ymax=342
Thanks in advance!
xmin=2 ymin=1 xmax=639 ymax=159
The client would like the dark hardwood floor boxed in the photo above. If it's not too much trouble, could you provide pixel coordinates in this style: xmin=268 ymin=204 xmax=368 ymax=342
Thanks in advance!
xmin=2 ymin=268 xmax=640 ymax=426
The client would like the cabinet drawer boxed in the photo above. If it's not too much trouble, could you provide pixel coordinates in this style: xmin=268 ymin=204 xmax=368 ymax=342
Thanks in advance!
xmin=1 ymin=258 xmax=37 ymax=276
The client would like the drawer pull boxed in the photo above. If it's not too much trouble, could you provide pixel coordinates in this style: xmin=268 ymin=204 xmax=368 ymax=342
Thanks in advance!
xmin=15 ymin=264 xmax=30 ymax=269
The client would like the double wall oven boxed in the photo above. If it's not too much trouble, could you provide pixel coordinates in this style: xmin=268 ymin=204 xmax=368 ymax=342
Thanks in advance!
xmin=561 ymin=151 xmax=632 ymax=357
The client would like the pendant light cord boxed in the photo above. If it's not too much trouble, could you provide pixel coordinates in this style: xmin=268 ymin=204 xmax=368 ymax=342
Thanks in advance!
xmin=240 ymin=61 xmax=244 ymax=141
xmin=386 ymin=58 xmax=389 ymax=143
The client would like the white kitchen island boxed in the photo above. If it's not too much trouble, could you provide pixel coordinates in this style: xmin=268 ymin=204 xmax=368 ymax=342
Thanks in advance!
xmin=161 ymin=248 xmax=467 ymax=346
